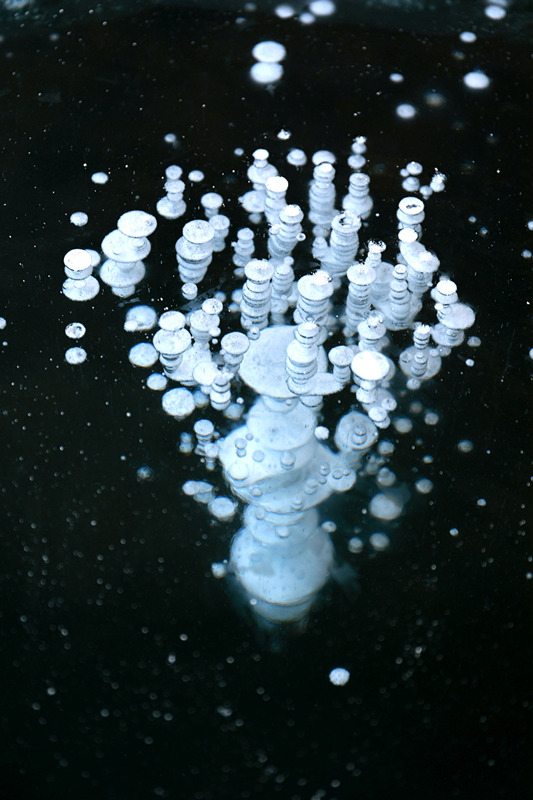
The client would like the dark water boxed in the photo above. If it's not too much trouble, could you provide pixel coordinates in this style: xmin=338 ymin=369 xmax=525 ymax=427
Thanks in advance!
xmin=1 ymin=2 xmax=531 ymax=799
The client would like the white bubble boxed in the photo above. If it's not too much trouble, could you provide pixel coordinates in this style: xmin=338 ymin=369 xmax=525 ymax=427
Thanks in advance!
xmin=70 ymin=211 xmax=88 ymax=226
xmin=136 ymin=465 xmax=154 ymax=482
xmin=424 ymin=411 xmax=440 ymax=426
xmin=274 ymin=4 xmax=295 ymax=18
xmin=314 ymin=426 xmax=329 ymax=441
xmin=208 ymin=496 xmax=237 ymax=521
xmin=348 ymin=537 xmax=363 ymax=554
xmin=463 ymin=70 xmax=491 ymax=90
xmin=277 ymin=129 xmax=291 ymax=140
xmin=188 ymin=169 xmax=205 ymax=183
xmin=477 ymin=497 xmax=487 ymax=507
xmin=65 ymin=322 xmax=86 ymax=339
xmin=369 ymin=532 xmax=390 ymax=551
xmin=252 ymin=40 xmax=286 ymax=63
xmin=458 ymin=439 xmax=474 ymax=453
xmin=415 ymin=478 xmax=433 ymax=495
xmin=393 ymin=417 xmax=413 ymax=434
xmin=164 ymin=133 xmax=178 ymax=145
xmin=389 ymin=72 xmax=404 ymax=83
xmin=467 ymin=336 xmax=481 ymax=347
xmin=310 ymin=0 xmax=336 ymax=16
xmin=299 ymin=11 xmax=316 ymax=24
xmin=211 ymin=562 xmax=228 ymax=579
xmin=287 ymin=148 xmax=307 ymax=166
xmin=91 ymin=171 xmax=109 ymax=184
xmin=162 ymin=387 xmax=195 ymax=419
xmin=147 ymin=373 xmax=168 ymax=391
xmin=459 ymin=31 xmax=477 ymax=43
xmin=0 ymin=317 xmax=6 ymax=330
xmin=65 ymin=346 xmax=87 ymax=365
xmin=485 ymin=4 xmax=506 ymax=20
xmin=250 ymin=62 xmax=284 ymax=84
xmin=396 ymin=103 xmax=417 ymax=119
xmin=369 ymin=493 xmax=402 ymax=521
xmin=312 ymin=149 xmax=336 ymax=166
xmin=449 ymin=527 xmax=459 ymax=537
xmin=124 ymin=305 xmax=158 ymax=332
xmin=329 ymin=667 xmax=350 ymax=686
xmin=182 ymin=282 xmax=198 ymax=300
xmin=128 ymin=342 xmax=159 ymax=368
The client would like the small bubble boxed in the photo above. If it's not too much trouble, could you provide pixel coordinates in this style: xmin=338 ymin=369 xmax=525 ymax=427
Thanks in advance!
xmin=65 ymin=346 xmax=87 ymax=365
xmin=459 ymin=31 xmax=477 ymax=43
xmin=250 ymin=62 xmax=284 ymax=84
xmin=415 ymin=478 xmax=433 ymax=495
xmin=449 ymin=527 xmax=459 ymax=537
xmin=274 ymin=4 xmax=295 ymax=19
xmin=369 ymin=532 xmax=390 ymax=551
xmin=65 ymin=322 xmax=86 ymax=340
xmin=485 ymin=4 xmax=506 ymax=20
xmin=463 ymin=70 xmax=491 ymax=90
xmin=396 ymin=103 xmax=417 ymax=119
xmin=91 ymin=171 xmax=109 ymax=184
xmin=458 ymin=439 xmax=474 ymax=453
xmin=70 ymin=211 xmax=88 ymax=226
xmin=389 ymin=72 xmax=404 ymax=83
xmin=348 ymin=537 xmax=364 ymax=554
xmin=309 ymin=0 xmax=336 ymax=15
xmin=329 ymin=667 xmax=350 ymax=686
xmin=477 ymin=498 xmax=487 ymax=507
xmin=136 ymin=465 xmax=154 ymax=482
xmin=188 ymin=169 xmax=204 ymax=183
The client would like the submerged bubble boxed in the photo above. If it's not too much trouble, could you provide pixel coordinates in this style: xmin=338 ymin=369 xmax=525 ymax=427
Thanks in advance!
xmin=396 ymin=103 xmax=417 ymax=119
xmin=369 ymin=532 xmax=390 ymax=551
xmin=128 ymin=342 xmax=159 ymax=368
xmin=310 ymin=0 xmax=336 ymax=16
xmin=91 ymin=171 xmax=109 ymax=184
xmin=65 ymin=322 xmax=86 ymax=339
xmin=124 ymin=305 xmax=158 ymax=332
xmin=70 ymin=211 xmax=88 ymax=226
xmin=250 ymin=62 xmax=284 ymax=84
xmin=329 ymin=667 xmax=350 ymax=686
xmin=65 ymin=346 xmax=87 ymax=365
xmin=252 ymin=40 xmax=286 ymax=63
xmin=463 ymin=70 xmax=491 ymax=90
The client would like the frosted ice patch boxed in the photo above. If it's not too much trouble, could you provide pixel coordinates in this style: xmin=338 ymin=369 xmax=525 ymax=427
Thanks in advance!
xmin=128 ymin=342 xmax=158 ymax=368
xmin=329 ymin=667 xmax=350 ymax=686
xmin=65 ymin=346 xmax=87 ymax=364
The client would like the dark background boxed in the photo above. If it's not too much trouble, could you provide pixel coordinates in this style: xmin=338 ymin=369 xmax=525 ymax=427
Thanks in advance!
xmin=0 ymin=2 xmax=531 ymax=799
